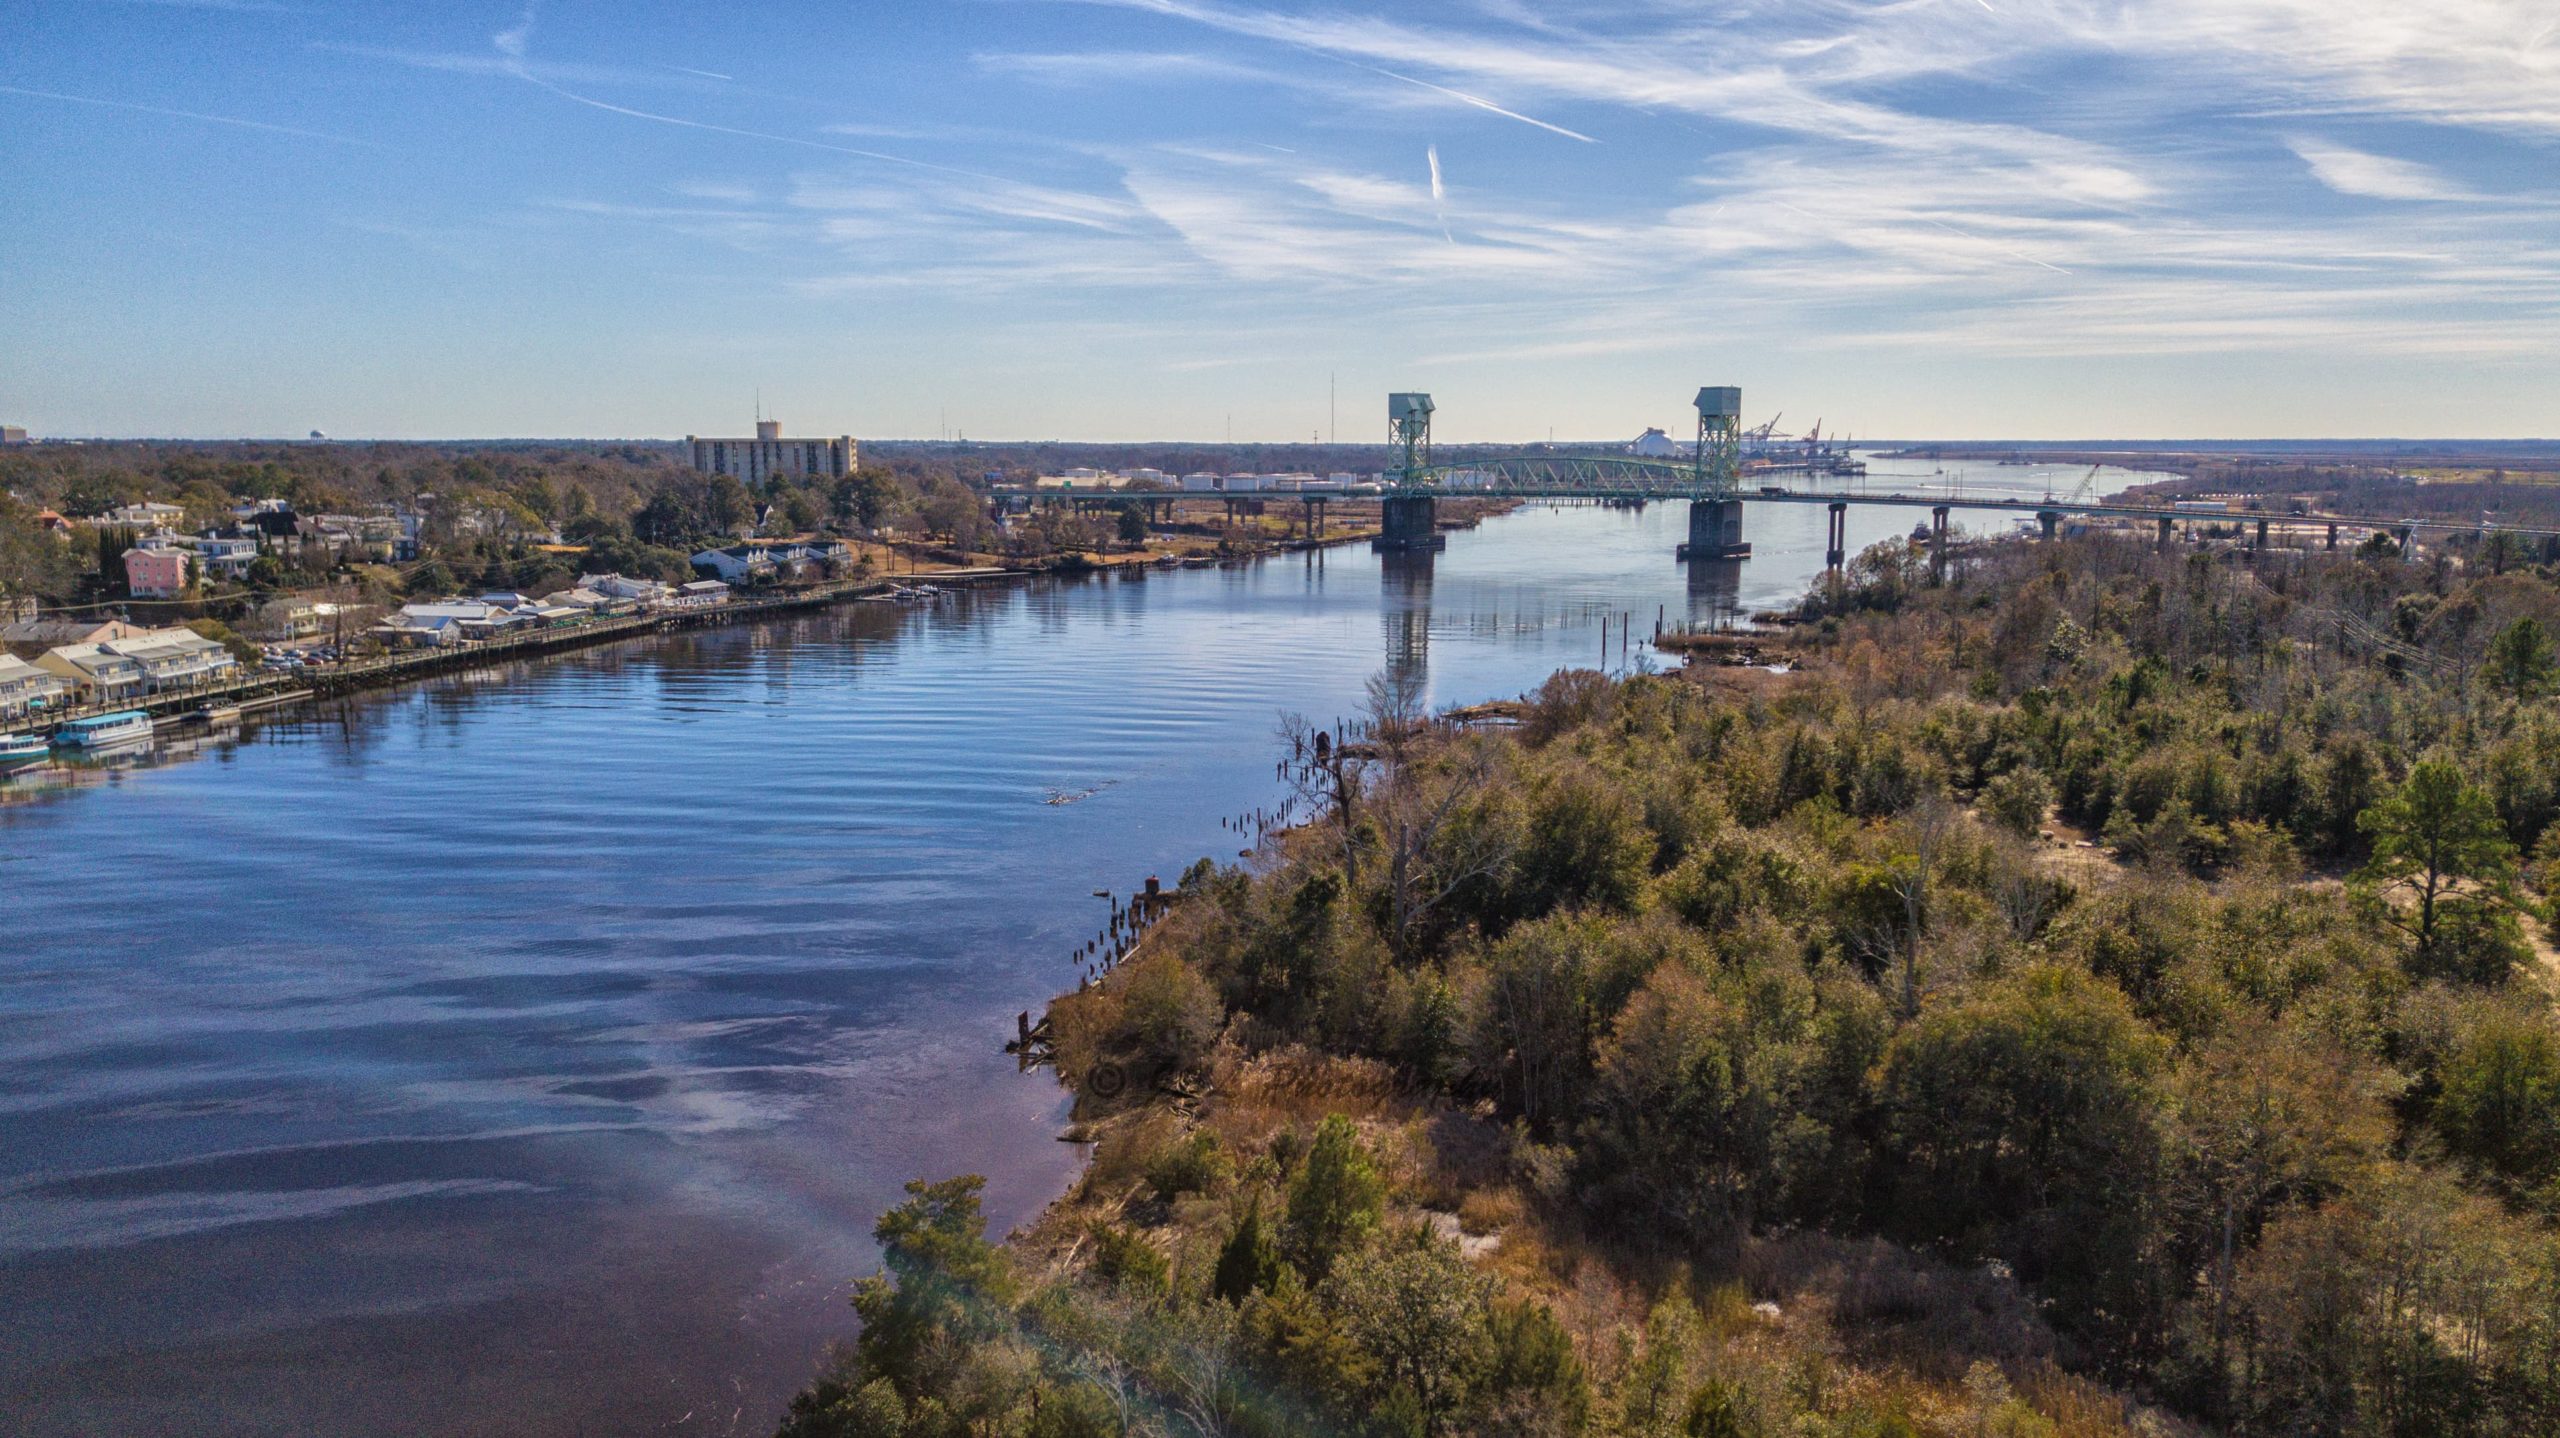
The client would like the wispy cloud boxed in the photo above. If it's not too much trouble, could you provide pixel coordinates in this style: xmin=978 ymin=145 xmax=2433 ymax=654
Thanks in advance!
xmin=353 ymin=0 xmax=2560 ymax=377
xmin=2289 ymin=138 xmax=2479 ymax=201
xmin=453 ymin=8 xmax=1107 ymax=197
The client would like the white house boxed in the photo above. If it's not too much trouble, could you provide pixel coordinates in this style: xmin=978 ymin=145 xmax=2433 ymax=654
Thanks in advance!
xmin=584 ymin=573 xmax=675 ymax=606
xmin=672 ymin=579 xmax=731 ymax=610
xmin=190 ymin=534 xmax=261 ymax=579
xmin=96 ymin=629 xmax=237 ymax=692
xmin=538 ymin=586 xmax=622 ymax=615
xmin=375 ymin=602 xmax=527 ymax=647
xmin=0 ymin=654 xmax=73 ymax=720
xmin=691 ymin=538 xmax=851 ymax=585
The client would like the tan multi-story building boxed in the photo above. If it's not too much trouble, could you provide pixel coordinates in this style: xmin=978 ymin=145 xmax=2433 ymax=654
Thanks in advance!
xmin=686 ymin=419 xmax=855 ymax=484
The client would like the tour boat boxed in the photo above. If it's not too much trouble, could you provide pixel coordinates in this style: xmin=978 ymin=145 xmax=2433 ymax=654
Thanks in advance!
xmin=51 ymin=710 xmax=154 ymax=750
xmin=0 ymin=732 xmax=49 ymax=771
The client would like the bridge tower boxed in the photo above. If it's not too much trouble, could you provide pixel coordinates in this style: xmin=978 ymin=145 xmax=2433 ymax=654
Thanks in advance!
xmin=1375 ymin=392 xmax=1446 ymax=552
xmin=1678 ymin=386 xmax=1751 ymax=561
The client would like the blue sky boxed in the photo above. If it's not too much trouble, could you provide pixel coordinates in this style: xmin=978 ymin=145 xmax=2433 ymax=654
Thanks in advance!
xmin=3 ymin=0 xmax=2556 ymax=441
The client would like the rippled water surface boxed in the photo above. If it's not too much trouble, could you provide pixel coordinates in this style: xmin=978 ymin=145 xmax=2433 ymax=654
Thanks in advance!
xmin=0 ymin=470 xmax=2150 ymax=1435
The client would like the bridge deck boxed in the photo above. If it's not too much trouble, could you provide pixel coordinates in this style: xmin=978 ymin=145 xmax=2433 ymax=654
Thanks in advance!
xmin=996 ymin=484 xmax=2560 ymax=541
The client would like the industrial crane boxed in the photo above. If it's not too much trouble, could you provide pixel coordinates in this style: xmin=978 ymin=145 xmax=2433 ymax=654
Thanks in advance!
xmin=2045 ymin=463 xmax=2103 ymax=505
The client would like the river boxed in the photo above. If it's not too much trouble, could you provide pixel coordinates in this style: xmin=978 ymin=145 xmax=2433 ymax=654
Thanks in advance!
xmin=0 ymin=458 xmax=2167 ymax=1435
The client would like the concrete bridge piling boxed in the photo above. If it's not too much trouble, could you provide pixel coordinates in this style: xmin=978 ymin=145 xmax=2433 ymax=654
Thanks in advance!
xmin=1677 ymin=498 xmax=1750 ymax=561
xmin=1373 ymin=493 xmax=1445 ymax=552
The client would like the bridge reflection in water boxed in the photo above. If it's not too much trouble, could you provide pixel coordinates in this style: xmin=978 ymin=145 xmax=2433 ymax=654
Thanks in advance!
xmin=1686 ymin=557 xmax=1744 ymax=633
xmin=1381 ymin=550 xmax=1434 ymax=689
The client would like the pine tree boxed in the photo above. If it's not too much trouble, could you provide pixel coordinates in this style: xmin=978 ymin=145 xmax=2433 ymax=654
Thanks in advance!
xmin=1212 ymin=1196 xmax=1286 ymax=1303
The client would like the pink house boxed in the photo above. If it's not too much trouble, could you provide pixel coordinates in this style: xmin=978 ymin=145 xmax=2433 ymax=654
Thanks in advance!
xmin=123 ymin=547 xmax=190 ymax=598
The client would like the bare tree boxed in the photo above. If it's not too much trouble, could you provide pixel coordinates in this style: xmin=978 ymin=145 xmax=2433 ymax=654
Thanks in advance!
xmin=1283 ymin=670 xmax=1514 ymax=956
xmin=1863 ymin=788 xmax=1955 ymax=1013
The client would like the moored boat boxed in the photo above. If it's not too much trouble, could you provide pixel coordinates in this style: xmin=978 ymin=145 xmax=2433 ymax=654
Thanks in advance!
xmin=51 ymin=710 xmax=154 ymax=750
xmin=0 ymin=732 xmax=50 ymax=772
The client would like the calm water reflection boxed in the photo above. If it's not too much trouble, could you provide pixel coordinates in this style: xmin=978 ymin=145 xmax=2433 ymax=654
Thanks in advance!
xmin=0 ymin=472 xmax=2147 ymax=1435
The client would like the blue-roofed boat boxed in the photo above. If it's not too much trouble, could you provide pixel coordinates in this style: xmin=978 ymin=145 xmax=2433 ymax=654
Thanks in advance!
xmin=52 ymin=710 xmax=154 ymax=750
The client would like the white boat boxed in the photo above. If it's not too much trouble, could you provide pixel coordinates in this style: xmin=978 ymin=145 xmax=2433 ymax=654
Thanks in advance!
xmin=0 ymin=732 xmax=49 ymax=772
xmin=52 ymin=710 xmax=154 ymax=749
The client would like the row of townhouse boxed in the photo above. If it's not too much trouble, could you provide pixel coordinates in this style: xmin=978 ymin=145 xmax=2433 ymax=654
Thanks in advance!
xmin=689 ymin=537 xmax=855 ymax=585
xmin=0 ymin=654 xmax=72 ymax=722
xmin=373 ymin=574 xmax=729 ymax=648
xmin=0 ymin=627 xmax=240 ymax=715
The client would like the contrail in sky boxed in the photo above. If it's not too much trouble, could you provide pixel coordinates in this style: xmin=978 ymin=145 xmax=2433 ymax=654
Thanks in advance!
xmin=490 ymin=9 xmax=1020 ymax=186
xmin=0 ymin=83 xmax=375 ymax=145
xmin=1350 ymin=61 xmax=1598 ymax=143
xmin=1427 ymin=143 xmax=1451 ymax=242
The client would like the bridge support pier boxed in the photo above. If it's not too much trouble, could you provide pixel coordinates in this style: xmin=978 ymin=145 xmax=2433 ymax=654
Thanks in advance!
xmin=1677 ymin=498 xmax=1750 ymax=561
xmin=2157 ymin=515 xmax=2173 ymax=551
xmin=1373 ymin=494 xmax=1445 ymax=552
xmin=2327 ymin=523 xmax=2339 ymax=551
xmin=2255 ymin=517 xmax=2270 ymax=552
xmin=2038 ymin=509 xmax=2061 ymax=541
xmin=1825 ymin=502 xmax=1847 ymax=571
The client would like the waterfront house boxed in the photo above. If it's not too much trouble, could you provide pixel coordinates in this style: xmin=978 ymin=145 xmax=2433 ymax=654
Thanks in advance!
xmin=584 ymin=574 xmax=675 ymax=607
xmin=34 ymin=643 xmax=147 ymax=704
xmin=690 ymin=537 xmax=853 ymax=586
xmin=690 ymin=544 xmax=775 ymax=584
xmin=672 ymin=580 xmax=731 ymax=610
xmin=0 ymin=654 xmax=73 ymax=720
xmin=376 ymin=601 xmax=527 ymax=647
xmin=97 ymin=629 xmax=237 ymax=692
xmin=252 ymin=599 xmax=323 ymax=640
xmin=122 ymin=547 xmax=191 ymax=599
xmin=538 ymin=586 xmax=623 ymax=616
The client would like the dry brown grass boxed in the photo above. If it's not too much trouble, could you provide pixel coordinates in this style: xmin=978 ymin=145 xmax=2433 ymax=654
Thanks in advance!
xmin=1202 ymin=1046 xmax=1400 ymax=1152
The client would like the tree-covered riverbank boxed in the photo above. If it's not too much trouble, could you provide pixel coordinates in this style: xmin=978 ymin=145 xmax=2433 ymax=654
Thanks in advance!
xmin=782 ymin=531 xmax=2560 ymax=1438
